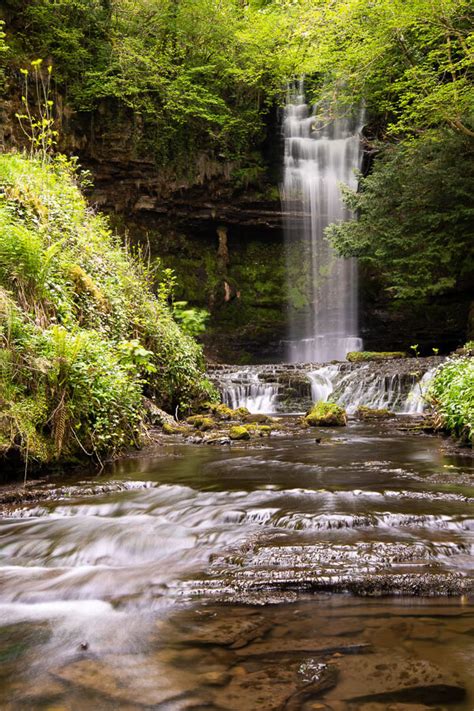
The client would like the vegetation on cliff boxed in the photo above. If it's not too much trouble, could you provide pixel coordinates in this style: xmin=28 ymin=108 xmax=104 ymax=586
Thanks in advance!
xmin=2 ymin=1 xmax=472 ymax=305
xmin=0 ymin=153 xmax=216 ymax=466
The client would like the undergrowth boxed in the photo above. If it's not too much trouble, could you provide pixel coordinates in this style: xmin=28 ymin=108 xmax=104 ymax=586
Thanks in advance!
xmin=0 ymin=152 xmax=217 ymax=467
xmin=430 ymin=356 xmax=473 ymax=445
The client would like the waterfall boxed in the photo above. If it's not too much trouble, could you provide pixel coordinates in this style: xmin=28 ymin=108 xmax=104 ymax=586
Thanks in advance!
xmin=308 ymin=365 xmax=434 ymax=414
xmin=404 ymin=368 xmax=436 ymax=414
xmin=220 ymin=369 xmax=278 ymax=414
xmin=282 ymin=80 xmax=364 ymax=363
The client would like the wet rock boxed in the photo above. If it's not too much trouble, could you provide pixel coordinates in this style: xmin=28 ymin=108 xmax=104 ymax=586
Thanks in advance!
xmin=242 ymin=413 xmax=273 ymax=424
xmin=202 ymin=670 xmax=231 ymax=686
xmin=181 ymin=612 xmax=271 ymax=649
xmin=283 ymin=662 xmax=338 ymax=709
xmin=326 ymin=653 xmax=465 ymax=704
xmin=205 ymin=436 xmax=231 ymax=445
xmin=355 ymin=406 xmax=394 ymax=420
xmin=53 ymin=656 xmax=194 ymax=706
xmin=305 ymin=403 xmax=347 ymax=427
xmin=236 ymin=639 xmax=372 ymax=659
xmin=143 ymin=399 xmax=175 ymax=426
xmin=229 ymin=426 xmax=251 ymax=441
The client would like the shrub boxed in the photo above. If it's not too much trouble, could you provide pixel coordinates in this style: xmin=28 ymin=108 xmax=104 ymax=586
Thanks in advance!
xmin=430 ymin=357 xmax=473 ymax=444
xmin=0 ymin=153 xmax=217 ymax=466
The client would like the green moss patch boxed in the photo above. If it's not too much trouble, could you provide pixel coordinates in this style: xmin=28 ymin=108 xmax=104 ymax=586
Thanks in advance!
xmin=305 ymin=402 xmax=347 ymax=427
xmin=346 ymin=351 xmax=407 ymax=362
xmin=229 ymin=425 xmax=251 ymax=440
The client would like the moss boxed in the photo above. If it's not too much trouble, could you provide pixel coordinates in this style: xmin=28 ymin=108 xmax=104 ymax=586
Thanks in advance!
xmin=162 ymin=423 xmax=188 ymax=435
xmin=305 ymin=402 xmax=347 ymax=427
xmin=235 ymin=407 xmax=250 ymax=418
xmin=346 ymin=351 xmax=408 ymax=362
xmin=256 ymin=425 xmax=272 ymax=436
xmin=355 ymin=406 xmax=393 ymax=420
xmin=229 ymin=425 xmax=251 ymax=440
xmin=210 ymin=403 xmax=235 ymax=420
xmin=186 ymin=415 xmax=216 ymax=431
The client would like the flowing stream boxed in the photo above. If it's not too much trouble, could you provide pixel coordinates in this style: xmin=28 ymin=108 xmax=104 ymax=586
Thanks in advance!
xmin=282 ymin=81 xmax=364 ymax=362
xmin=0 ymin=421 xmax=473 ymax=709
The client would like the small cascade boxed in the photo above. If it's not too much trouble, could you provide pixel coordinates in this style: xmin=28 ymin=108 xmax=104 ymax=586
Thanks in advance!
xmin=404 ymin=368 xmax=436 ymax=414
xmin=308 ymin=364 xmax=436 ymax=414
xmin=219 ymin=369 xmax=278 ymax=414
xmin=282 ymin=80 xmax=364 ymax=363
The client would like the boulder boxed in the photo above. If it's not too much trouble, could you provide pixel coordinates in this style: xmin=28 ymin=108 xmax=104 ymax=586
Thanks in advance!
xmin=229 ymin=426 xmax=251 ymax=440
xmin=305 ymin=402 xmax=347 ymax=427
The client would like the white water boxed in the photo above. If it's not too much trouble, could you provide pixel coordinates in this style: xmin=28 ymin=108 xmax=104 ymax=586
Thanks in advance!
xmin=282 ymin=80 xmax=364 ymax=362
xmin=220 ymin=369 xmax=278 ymax=413
xmin=308 ymin=365 xmax=436 ymax=414
xmin=404 ymin=368 xmax=437 ymax=414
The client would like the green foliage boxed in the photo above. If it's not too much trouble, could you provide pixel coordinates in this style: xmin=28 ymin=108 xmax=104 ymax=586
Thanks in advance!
xmin=15 ymin=59 xmax=57 ymax=160
xmin=172 ymin=301 xmax=209 ymax=337
xmin=297 ymin=0 xmax=474 ymax=138
xmin=327 ymin=130 xmax=474 ymax=300
xmin=0 ymin=153 xmax=217 ymax=466
xmin=430 ymin=356 xmax=474 ymax=443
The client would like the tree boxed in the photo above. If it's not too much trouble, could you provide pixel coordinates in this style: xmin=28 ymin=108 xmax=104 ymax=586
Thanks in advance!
xmin=327 ymin=130 xmax=474 ymax=300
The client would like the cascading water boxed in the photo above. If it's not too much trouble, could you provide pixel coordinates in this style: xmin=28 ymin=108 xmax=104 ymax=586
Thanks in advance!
xmin=220 ymin=369 xmax=278 ymax=414
xmin=282 ymin=80 xmax=364 ymax=363
xmin=308 ymin=364 xmax=436 ymax=414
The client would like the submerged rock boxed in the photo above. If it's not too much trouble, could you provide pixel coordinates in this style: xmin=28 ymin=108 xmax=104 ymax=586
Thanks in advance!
xmin=326 ymin=653 xmax=465 ymax=704
xmin=306 ymin=402 xmax=347 ymax=427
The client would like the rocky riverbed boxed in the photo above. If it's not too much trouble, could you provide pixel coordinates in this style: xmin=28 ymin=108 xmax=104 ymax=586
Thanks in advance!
xmin=0 ymin=416 xmax=473 ymax=709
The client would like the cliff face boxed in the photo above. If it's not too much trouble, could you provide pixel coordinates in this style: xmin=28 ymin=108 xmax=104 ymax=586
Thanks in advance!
xmin=1 ymin=97 xmax=471 ymax=363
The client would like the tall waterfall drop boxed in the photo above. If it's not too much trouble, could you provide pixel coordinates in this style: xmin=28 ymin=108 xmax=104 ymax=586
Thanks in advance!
xmin=282 ymin=81 xmax=364 ymax=363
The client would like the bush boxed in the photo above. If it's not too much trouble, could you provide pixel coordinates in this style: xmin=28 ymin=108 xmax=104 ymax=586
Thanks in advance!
xmin=0 ymin=153 xmax=217 ymax=466
xmin=430 ymin=357 xmax=474 ymax=444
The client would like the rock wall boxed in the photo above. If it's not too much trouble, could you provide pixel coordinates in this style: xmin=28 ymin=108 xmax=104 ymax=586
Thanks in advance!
xmin=1 ymin=91 xmax=471 ymax=363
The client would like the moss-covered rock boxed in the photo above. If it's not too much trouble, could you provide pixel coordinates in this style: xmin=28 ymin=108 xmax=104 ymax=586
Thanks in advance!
xmin=210 ymin=403 xmax=235 ymax=420
xmin=346 ymin=351 xmax=407 ymax=362
xmin=162 ymin=423 xmax=188 ymax=435
xmin=229 ymin=425 xmax=251 ymax=440
xmin=305 ymin=402 xmax=347 ymax=427
xmin=235 ymin=407 xmax=251 ymax=418
xmin=186 ymin=415 xmax=215 ymax=431
xmin=255 ymin=425 xmax=272 ymax=436
xmin=355 ymin=406 xmax=394 ymax=420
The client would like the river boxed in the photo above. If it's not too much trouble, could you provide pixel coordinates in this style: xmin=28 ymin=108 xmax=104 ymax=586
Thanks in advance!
xmin=0 ymin=420 xmax=473 ymax=709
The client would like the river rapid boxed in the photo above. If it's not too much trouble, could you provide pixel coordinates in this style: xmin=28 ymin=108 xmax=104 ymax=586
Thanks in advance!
xmin=0 ymin=420 xmax=473 ymax=709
